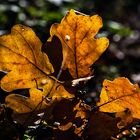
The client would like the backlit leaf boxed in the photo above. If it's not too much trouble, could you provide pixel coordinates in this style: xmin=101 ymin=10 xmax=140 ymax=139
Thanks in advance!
xmin=48 ymin=9 xmax=109 ymax=78
xmin=97 ymin=77 xmax=140 ymax=119
xmin=5 ymin=79 xmax=74 ymax=114
xmin=0 ymin=24 xmax=54 ymax=91
xmin=5 ymin=88 xmax=48 ymax=113
xmin=42 ymin=78 xmax=74 ymax=100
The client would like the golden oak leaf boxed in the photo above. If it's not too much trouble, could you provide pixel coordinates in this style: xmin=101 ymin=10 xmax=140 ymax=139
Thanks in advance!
xmin=0 ymin=24 xmax=54 ymax=91
xmin=43 ymin=78 xmax=74 ymax=100
xmin=5 ymin=78 xmax=74 ymax=114
xmin=5 ymin=88 xmax=49 ymax=113
xmin=97 ymin=77 xmax=140 ymax=119
xmin=48 ymin=9 xmax=109 ymax=78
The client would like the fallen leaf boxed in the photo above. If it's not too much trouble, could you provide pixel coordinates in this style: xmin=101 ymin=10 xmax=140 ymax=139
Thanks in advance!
xmin=5 ymin=88 xmax=48 ymax=113
xmin=97 ymin=77 xmax=140 ymax=119
xmin=0 ymin=24 xmax=54 ymax=91
xmin=48 ymin=9 xmax=109 ymax=78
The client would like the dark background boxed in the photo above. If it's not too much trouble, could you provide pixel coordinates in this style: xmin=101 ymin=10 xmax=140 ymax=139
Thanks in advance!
xmin=0 ymin=0 xmax=140 ymax=101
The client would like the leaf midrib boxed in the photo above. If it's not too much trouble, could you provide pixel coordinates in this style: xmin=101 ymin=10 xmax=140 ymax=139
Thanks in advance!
xmin=0 ymin=43 xmax=50 ymax=77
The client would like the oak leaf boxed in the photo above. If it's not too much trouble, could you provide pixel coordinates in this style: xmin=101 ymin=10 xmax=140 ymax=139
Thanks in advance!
xmin=5 ymin=88 xmax=48 ymax=113
xmin=5 ymin=78 xmax=74 ymax=114
xmin=97 ymin=77 xmax=140 ymax=119
xmin=5 ymin=79 xmax=74 ymax=114
xmin=42 ymin=78 xmax=74 ymax=100
xmin=0 ymin=24 xmax=54 ymax=91
xmin=48 ymin=9 xmax=109 ymax=78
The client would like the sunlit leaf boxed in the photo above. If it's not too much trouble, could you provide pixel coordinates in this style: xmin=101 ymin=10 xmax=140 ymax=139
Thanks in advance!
xmin=42 ymin=78 xmax=74 ymax=100
xmin=5 ymin=88 xmax=48 ymax=113
xmin=0 ymin=24 xmax=54 ymax=91
xmin=5 ymin=79 xmax=74 ymax=114
xmin=97 ymin=77 xmax=140 ymax=119
xmin=48 ymin=9 xmax=109 ymax=78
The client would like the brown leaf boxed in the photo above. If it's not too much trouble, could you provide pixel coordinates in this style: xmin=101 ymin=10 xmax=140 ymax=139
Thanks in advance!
xmin=97 ymin=77 xmax=140 ymax=119
xmin=43 ymin=36 xmax=64 ymax=79
xmin=48 ymin=9 xmax=109 ymax=78
xmin=50 ymin=99 xmax=89 ymax=137
xmin=0 ymin=24 xmax=54 ymax=91
xmin=58 ymin=122 xmax=73 ymax=131
xmin=115 ymin=109 xmax=133 ymax=129
xmin=85 ymin=112 xmax=119 ymax=140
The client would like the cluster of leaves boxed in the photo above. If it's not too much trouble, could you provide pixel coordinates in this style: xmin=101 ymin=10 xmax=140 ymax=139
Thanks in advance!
xmin=0 ymin=9 xmax=140 ymax=140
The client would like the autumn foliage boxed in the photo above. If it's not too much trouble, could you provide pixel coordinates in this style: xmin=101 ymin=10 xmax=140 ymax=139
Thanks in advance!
xmin=0 ymin=9 xmax=139 ymax=140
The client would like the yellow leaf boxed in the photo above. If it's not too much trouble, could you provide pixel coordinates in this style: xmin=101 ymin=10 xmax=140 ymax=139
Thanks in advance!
xmin=48 ymin=9 xmax=109 ymax=78
xmin=43 ymin=78 xmax=74 ymax=100
xmin=5 ymin=88 xmax=49 ymax=113
xmin=5 ymin=79 xmax=74 ymax=114
xmin=0 ymin=24 xmax=54 ymax=91
xmin=97 ymin=77 xmax=140 ymax=119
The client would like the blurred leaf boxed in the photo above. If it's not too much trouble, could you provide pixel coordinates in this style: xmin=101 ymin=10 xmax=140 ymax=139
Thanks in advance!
xmin=107 ymin=21 xmax=133 ymax=36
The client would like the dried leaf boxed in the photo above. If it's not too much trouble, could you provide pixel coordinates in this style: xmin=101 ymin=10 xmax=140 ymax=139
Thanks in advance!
xmin=48 ymin=9 xmax=109 ymax=78
xmin=58 ymin=122 xmax=73 ymax=131
xmin=51 ymin=99 xmax=89 ymax=137
xmin=97 ymin=77 xmax=140 ymax=119
xmin=0 ymin=24 xmax=54 ymax=91
xmin=73 ymin=100 xmax=89 ymax=136
xmin=86 ymin=112 xmax=119 ymax=140
xmin=5 ymin=88 xmax=48 ymax=113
